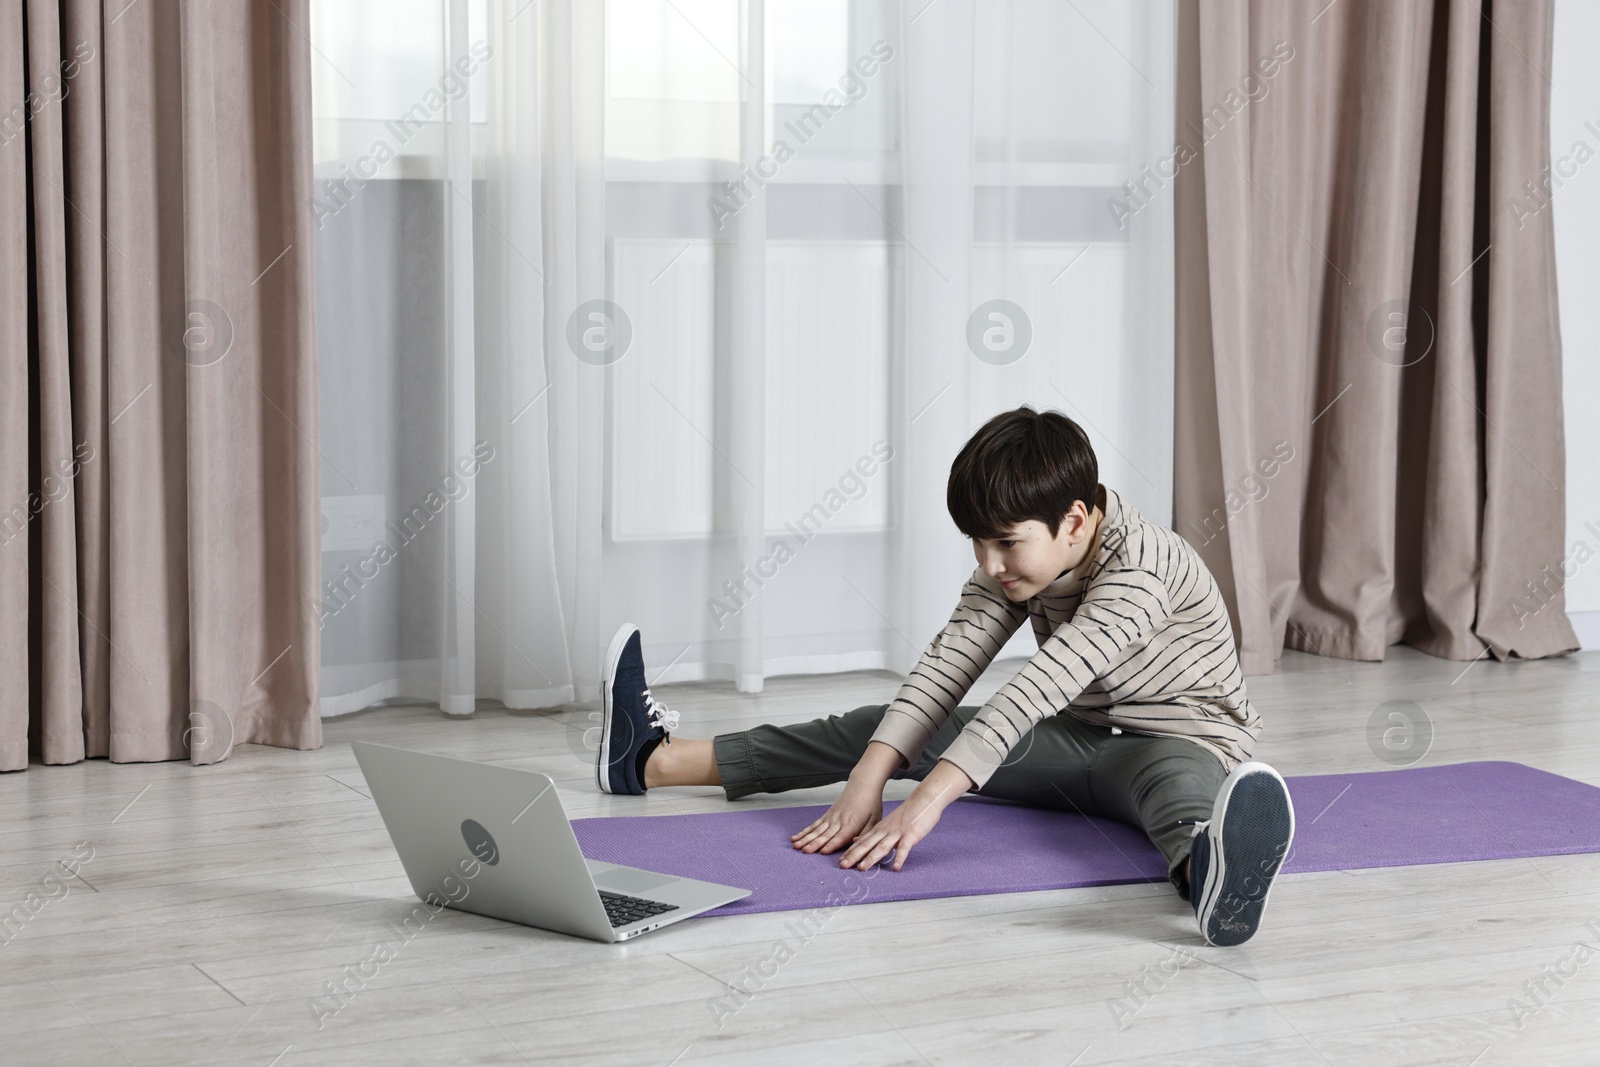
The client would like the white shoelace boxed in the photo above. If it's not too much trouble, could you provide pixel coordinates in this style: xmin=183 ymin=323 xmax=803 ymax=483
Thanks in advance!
xmin=642 ymin=689 xmax=679 ymax=733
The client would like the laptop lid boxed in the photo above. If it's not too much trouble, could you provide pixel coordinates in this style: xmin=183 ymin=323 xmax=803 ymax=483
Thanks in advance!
xmin=352 ymin=741 xmax=615 ymax=942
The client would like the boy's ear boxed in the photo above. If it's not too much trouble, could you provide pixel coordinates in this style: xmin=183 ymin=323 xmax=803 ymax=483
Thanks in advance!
xmin=1057 ymin=500 xmax=1090 ymax=539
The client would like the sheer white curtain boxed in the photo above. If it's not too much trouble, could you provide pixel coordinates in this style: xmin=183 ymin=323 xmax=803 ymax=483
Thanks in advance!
xmin=310 ymin=0 xmax=1175 ymax=719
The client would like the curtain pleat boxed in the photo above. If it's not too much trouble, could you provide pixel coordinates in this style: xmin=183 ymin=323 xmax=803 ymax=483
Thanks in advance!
xmin=541 ymin=0 xmax=607 ymax=703
xmin=1174 ymin=0 xmax=1578 ymax=674
xmin=0 ymin=0 xmax=322 ymax=770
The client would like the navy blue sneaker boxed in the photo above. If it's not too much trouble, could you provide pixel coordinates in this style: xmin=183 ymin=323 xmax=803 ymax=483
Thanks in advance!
xmin=598 ymin=624 xmax=679 ymax=795
xmin=1190 ymin=761 xmax=1295 ymax=947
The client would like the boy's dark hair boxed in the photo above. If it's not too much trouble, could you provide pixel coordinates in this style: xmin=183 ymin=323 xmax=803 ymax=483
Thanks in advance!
xmin=946 ymin=406 xmax=1098 ymax=540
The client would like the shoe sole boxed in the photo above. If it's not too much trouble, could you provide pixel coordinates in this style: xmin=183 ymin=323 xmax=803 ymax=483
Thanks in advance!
xmin=1195 ymin=762 xmax=1294 ymax=947
xmin=597 ymin=623 xmax=639 ymax=794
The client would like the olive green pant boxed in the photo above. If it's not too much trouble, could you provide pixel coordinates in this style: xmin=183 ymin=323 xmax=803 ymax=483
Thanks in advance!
xmin=713 ymin=704 xmax=1227 ymax=899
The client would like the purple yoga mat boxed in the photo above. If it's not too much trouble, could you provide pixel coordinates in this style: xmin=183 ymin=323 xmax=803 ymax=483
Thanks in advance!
xmin=570 ymin=762 xmax=1600 ymax=917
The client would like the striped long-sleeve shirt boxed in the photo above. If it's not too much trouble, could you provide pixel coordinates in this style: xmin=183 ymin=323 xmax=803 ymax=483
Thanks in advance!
xmin=869 ymin=483 xmax=1261 ymax=789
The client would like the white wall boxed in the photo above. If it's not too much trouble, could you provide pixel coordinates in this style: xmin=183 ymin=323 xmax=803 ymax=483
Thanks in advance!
xmin=1553 ymin=0 xmax=1600 ymax=648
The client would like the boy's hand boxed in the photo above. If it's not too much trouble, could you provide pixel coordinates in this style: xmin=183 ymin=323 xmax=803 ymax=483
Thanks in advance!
xmin=838 ymin=759 xmax=973 ymax=871
xmin=790 ymin=739 xmax=902 ymax=855
xmin=791 ymin=777 xmax=883 ymax=854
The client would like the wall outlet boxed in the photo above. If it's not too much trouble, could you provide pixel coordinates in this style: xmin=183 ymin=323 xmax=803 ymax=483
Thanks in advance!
xmin=321 ymin=495 xmax=387 ymax=553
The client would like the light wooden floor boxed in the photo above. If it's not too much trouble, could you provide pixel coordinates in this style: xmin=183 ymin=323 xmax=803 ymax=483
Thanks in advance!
xmin=4 ymin=645 xmax=1600 ymax=1066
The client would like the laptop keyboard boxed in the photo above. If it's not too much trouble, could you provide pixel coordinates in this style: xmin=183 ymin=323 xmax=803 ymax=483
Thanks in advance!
xmin=600 ymin=890 xmax=680 ymax=928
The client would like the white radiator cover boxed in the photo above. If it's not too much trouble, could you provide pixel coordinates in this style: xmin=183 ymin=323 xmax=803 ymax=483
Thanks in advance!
xmin=609 ymin=236 xmax=1134 ymax=542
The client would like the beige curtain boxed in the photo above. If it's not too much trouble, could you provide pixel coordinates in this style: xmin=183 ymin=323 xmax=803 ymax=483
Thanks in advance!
xmin=1174 ymin=0 xmax=1579 ymax=675
xmin=0 ymin=0 xmax=321 ymax=769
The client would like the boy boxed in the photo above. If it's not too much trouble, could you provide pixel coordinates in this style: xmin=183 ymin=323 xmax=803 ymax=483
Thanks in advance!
xmin=596 ymin=406 xmax=1294 ymax=946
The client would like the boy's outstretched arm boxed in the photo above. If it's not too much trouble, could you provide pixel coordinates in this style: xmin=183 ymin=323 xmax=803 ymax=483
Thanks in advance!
xmin=868 ymin=570 xmax=1029 ymax=774
xmin=791 ymin=571 xmax=1025 ymax=862
xmin=794 ymin=571 xmax=1022 ymax=868
xmin=790 ymin=740 xmax=902 ymax=855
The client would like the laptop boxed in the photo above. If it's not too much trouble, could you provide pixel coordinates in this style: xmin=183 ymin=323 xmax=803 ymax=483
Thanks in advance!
xmin=352 ymin=741 xmax=751 ymax=942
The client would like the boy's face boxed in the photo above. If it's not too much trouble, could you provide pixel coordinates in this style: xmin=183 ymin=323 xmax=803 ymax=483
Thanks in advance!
xmin=972 ymin=500 xmax=1099 ymax=601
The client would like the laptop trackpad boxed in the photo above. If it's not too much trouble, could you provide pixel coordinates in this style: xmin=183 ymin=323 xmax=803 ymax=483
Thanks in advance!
xmin=595 ymin=866 xmax=678 ymax=894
